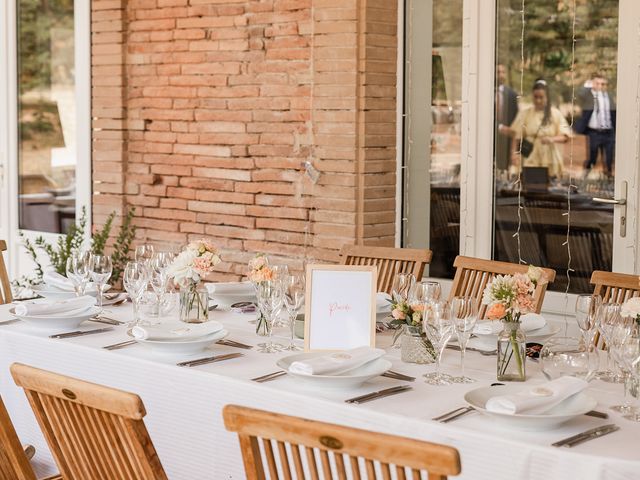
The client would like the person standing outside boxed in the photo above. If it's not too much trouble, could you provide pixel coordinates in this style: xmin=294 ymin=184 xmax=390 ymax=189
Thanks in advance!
xmin=575 ymin=73 xmax=616 ymax=176
xmin=495 ymin=64 xmax=519 ymax=172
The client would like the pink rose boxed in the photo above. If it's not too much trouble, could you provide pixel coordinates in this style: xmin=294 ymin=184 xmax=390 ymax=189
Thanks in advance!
xmin=391 ymin=308 xmax=406 ymax=320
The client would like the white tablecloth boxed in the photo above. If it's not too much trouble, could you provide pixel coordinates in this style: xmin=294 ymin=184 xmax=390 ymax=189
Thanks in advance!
xmin=0 ymin=302 xmax=638 ymax=480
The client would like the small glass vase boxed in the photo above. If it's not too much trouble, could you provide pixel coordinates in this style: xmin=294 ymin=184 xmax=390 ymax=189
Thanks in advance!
xmin=179 ymin=285 xmax=209 ymax=324
xmin=400 ymin=325 xmax=435 ymax=364
xmin=497 ymin=320 xmax=526 ymax=381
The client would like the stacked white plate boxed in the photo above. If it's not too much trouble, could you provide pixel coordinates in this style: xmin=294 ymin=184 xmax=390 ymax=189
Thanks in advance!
xmin=464 ymin=384 xmax=597 ymax=430
xmin=32 ymin=283 xmax=102 ymax=300
xmin=277 ymin=352 xmax=391 ymax=389
xmin=129 ymin=321 xmax=227 ymax=355
xmin=205 ymin=281 xmax=256 ymax=308
xmin=10 ymin=299 xmax=100 ymax=330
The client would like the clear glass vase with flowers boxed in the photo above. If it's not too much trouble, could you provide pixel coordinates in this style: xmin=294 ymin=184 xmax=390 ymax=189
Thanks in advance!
xmin=247 ymin=253 xmax=274 ymax=336
xmin=483 ymin=266 xmax=544 ymax=381
xmin=388 ymin=298 xmax=436 ymax=364
xmin=166 ymin=239 xmax=220 ymax=324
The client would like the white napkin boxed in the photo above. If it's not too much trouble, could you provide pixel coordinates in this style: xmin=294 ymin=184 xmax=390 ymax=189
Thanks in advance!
xmin=376 ymin=292 xmax=391 ymax=313
xmin=131 ymin=320 xmax=224 ymax=341
xmin=485 ymin=377 xmax=589 ymax=415
xmin=206 ymin=281 xmax=254 ymax=296
xmin=43 ymin=271 xmax=75 ymax=292
xmin=474 ymin=313 xmax=546 ymax=335
xmin=14 ymin=296 xmax=96 ymax=317
xmin=289 ymin=347 xmax=386 ymax=376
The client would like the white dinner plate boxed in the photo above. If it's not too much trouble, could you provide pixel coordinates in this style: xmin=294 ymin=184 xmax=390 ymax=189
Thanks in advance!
xmin=32 ymin=283 xmax=107 ymax=300
xmin=464 ymin=384 xmax=597 ymax=430
xmin=10 ymin=306 xmax=101 ymax=330
xmin=276 ymin=353 xmax=392 ymax=389
xmin=130 ymin=329 xmax=228 ymax=356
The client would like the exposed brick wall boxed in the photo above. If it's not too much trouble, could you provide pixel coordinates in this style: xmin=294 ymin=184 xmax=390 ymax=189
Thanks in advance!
xmin=91 ymin=0 xmax=397 ymax=279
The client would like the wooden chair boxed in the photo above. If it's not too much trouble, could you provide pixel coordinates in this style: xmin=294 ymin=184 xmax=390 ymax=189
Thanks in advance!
xmin=449 ymin=256 xmax=556 ymax=318
xmin=591 ymin=270 xmax=640 ymax=304
xmin=339 ymin=245 xmax=433 ymax=294
xmin=10 ymin=363 xmax=167 ymax=480
xmin=0 ymin=240 xmax=12 ymax=304
xmin=223 ymin=404 xmax=461 ymax=480
xmin=0 ymin=394 xmax=61 ymax=480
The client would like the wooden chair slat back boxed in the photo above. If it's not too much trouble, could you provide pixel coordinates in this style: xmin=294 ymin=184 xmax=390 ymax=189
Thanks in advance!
xmin=449 ymin=256 xmax=556 ymax=319
xmin=0 ymin=240 xmax=12 ymax=305
xmin=10 ymin=364 xmax=167 ymax=480
xmin=591 ymin=271 xmax=640 ymax=304
xmin=223 ymin=405 xmax=461 ymax=480
xmin=0 ymin=395 xmax=37 ymax=480
xmin=339 ymin=246 xmax=433 ymax=294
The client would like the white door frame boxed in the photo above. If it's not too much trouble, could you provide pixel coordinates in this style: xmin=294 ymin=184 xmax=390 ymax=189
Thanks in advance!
xmin=0 ymin=0 xmax=91 ymax=281
xmin=400 ymin=0 xmax=640 ymax=315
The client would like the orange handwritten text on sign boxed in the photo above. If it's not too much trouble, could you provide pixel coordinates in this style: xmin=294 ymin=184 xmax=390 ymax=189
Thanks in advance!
xmin=328 ymin=302 xmax=352 ymax=317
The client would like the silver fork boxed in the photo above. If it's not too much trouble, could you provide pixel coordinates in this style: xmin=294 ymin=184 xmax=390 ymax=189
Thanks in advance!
xmin=103 ymin=339 xmax=137 ymax=350
xmin=432 ymin=406 xmax=475 ymax=423
xmin=252 ymin=371 xmax=287 ymax=383
xmin=177 ymin=352 xmax=244 ymax=367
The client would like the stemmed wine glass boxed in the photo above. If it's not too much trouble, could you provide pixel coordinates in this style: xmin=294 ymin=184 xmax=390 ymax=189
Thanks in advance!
xmin=89 ymin=254 xmax=113 ymax=310
xmin=615 ymin=334 xmax=640 ymax=422
xmin=596 ymin=302 xmax=624 ymax=382
xmin=135 ymin=244 xmax=155 ymax=266
xmin=270 ymin=264 xmax=289 ymax=326
xmin=422 ymin=300 xmax=454 ymax=385
xmin=150 ymin=252 xmax=175 ymax=315
xmin=66 ymin=252 xmax=91 ymax=297
xmin=123 ymin=261 xmax=149 ymax=326
xmin=256 ymin=280 xmax=284 ymax=353
xmin=575 ymin=294 xmax=602 ymax=351
xmin=450 ymin=296 xmax=478 ymax=383
xmin=409 ymin=281 xmax=441 ymax=306
xmin=608 ymin=319 xmax=636 ymax=413
xmin=282 ymin=274 xmax=305 ymax=351
xmin=391 ymin=273 xmax=416 ymax=303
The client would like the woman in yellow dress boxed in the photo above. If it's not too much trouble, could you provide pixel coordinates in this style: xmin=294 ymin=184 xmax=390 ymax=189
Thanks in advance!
xmin=501 ymin=79 xmax=571 ymax=178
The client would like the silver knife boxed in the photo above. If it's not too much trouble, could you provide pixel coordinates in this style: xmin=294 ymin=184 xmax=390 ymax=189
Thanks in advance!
xmin=177 ymin=352 xmax=244 ymax=367
xmin=345 ymin=385 xmax=412 ymax=404
xmin=50 ymin=327 xmax=113 ymax=339
xmin=552 ymin=424 xmax=620 ymax=448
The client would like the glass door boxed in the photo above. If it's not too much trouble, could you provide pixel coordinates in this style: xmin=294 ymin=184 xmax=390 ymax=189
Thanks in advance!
xmin=492 ymin=0 xmax=639 ymax=295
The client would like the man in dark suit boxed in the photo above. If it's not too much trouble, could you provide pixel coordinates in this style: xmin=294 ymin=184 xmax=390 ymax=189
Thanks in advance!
xmin=575 ymin=74 xmax=616 ymax=175
xmin=495 ymin=64 xmax=519 ymax=172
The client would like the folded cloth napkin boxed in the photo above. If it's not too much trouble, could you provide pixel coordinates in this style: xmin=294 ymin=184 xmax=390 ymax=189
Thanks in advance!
xmin=43 ymin=271 xmax=75 ymax=292
xmin=206 ymin=281 xmax=254 ymax=296
xmin=485 ymin=377 xmax=589 ymax=415
xmin=376 ymin=292 xmax=392 ymax=313
xmin=474 ymin=313 xmax=546 ymax=335
xmin=131 ymin=320 xmax=224 ymax=341
xmin=289 ymin=347 xmax=386 ymax=376
xmin=14 ymin=296 xmax=96 ymax=317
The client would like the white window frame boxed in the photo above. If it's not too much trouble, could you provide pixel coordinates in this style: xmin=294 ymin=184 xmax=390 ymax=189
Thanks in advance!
xmin=399 ymin=0 xmax=640 ymax=316
xmin=0 ymin=0 xmax=91 ymax=280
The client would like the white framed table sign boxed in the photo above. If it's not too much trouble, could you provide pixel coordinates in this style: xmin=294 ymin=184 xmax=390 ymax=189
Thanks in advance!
xmin=304 ymin=264 xmax=377 ymax=351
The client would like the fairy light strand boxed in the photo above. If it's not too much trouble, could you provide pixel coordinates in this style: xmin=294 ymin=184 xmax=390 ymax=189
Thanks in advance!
xmin=513 ymin=0 xmax=526 ymax=265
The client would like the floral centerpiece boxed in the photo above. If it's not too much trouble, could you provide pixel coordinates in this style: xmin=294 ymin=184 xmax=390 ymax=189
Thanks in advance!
xmin=388 ymin=298 xmax=436 ymax=364
xmin=247 ymin=253 xmax=273 ymax=335
xmin=167 ymin=239 xmax=220 ymax=323
xmin=482 ymin=266 xmax=544 ymax=381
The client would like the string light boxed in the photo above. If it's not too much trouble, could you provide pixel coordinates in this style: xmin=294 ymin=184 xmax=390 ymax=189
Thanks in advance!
xmin=514 ymin=0 xmax=526 ymax=265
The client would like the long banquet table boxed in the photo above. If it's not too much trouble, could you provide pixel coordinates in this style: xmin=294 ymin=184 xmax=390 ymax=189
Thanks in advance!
xmin=0 ymin=301 xmax=638 ymax=480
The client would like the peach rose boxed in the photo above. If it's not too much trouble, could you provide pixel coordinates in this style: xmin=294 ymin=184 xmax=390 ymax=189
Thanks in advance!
xmin=486 ymin=302 xmax=507 ymax=320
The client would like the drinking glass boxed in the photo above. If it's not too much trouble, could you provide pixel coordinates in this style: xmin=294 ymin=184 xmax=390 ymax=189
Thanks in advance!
xmin=123 ymin=261 xmax=149 ymax=326
xmin=409 ymin=281 xmax=441 ymax=305
xmin=135 ymin=244 xmax=155 ymax=266
xmin=422 ymin=300 xmax=454 ymax=385
xmin=608 ymin=320 xmax=636 ymax=412
xmin=575 ymin=294 xmax=602 ymax=351
xmin=89 ymin=254 xmax=113 ymax=310
xmin=282 ymin=274 xmax=305 ymax=351
xmin=391 ymin=273 xmax=416 ymax=303
xmin=270 ymin=264 xmax=289 ymax=326
xmin=256 ymin=280 xmax=284 ymax=353
xmin=66 ymin=252 xmax=91 ymax=297
xmin=450 ymin=296 xmax=478 ymax=383
xmin=149 ymin=252 xmax=175 ymax=315
xmin=616 ymin=334 xmax=640 ymax=422
xmin=540 ymin=337 xmax=600 ymax=382
xmin=596 ymin=302 xmax=623 ymax=382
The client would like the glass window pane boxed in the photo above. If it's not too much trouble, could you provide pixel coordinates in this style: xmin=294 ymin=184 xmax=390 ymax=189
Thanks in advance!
xmin=17 ymin=0 xmax=76 ymax=233
xmin=494 ymin=0 xmax=618 ymax=293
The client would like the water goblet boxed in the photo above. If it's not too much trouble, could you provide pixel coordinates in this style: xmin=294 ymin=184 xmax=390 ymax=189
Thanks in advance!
xmin=409 ymin=281 xmax=441 ymax=305
xmin=607 ymin=320 xmax=636 ymax=412
xmin=615 ymin=334 xmax=640 ymax=422
xmin=575 ymin=294 xmax=602 ymax=350
xmin=270 ymin=264 xmax=289 ymax=326
xmin=391 ymin=273 xmax=416 ymax=303
xmin=282 ymin=274 xmax=305 ymax=351
xmin=66 ymin=252 xmax=90 ymax=297
xmin=89 ymin=254 xmax=113 ymax=310
xmin=135 ymin=244 xmax=155 ymax=266
xmin=422 ymin=300 xmax=454 ymax=385
xmin=450 ymin=296 xmax=478 ymax=383
xmin=123 ymin=261 xmax=149 ymax=326
xmin=596 ymin=302 xmax=623 ymax=382
xmin=149 ymin=252 xmax=175 ymax=315
xmin=256 ymin=280 xmax=284 ymax=353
